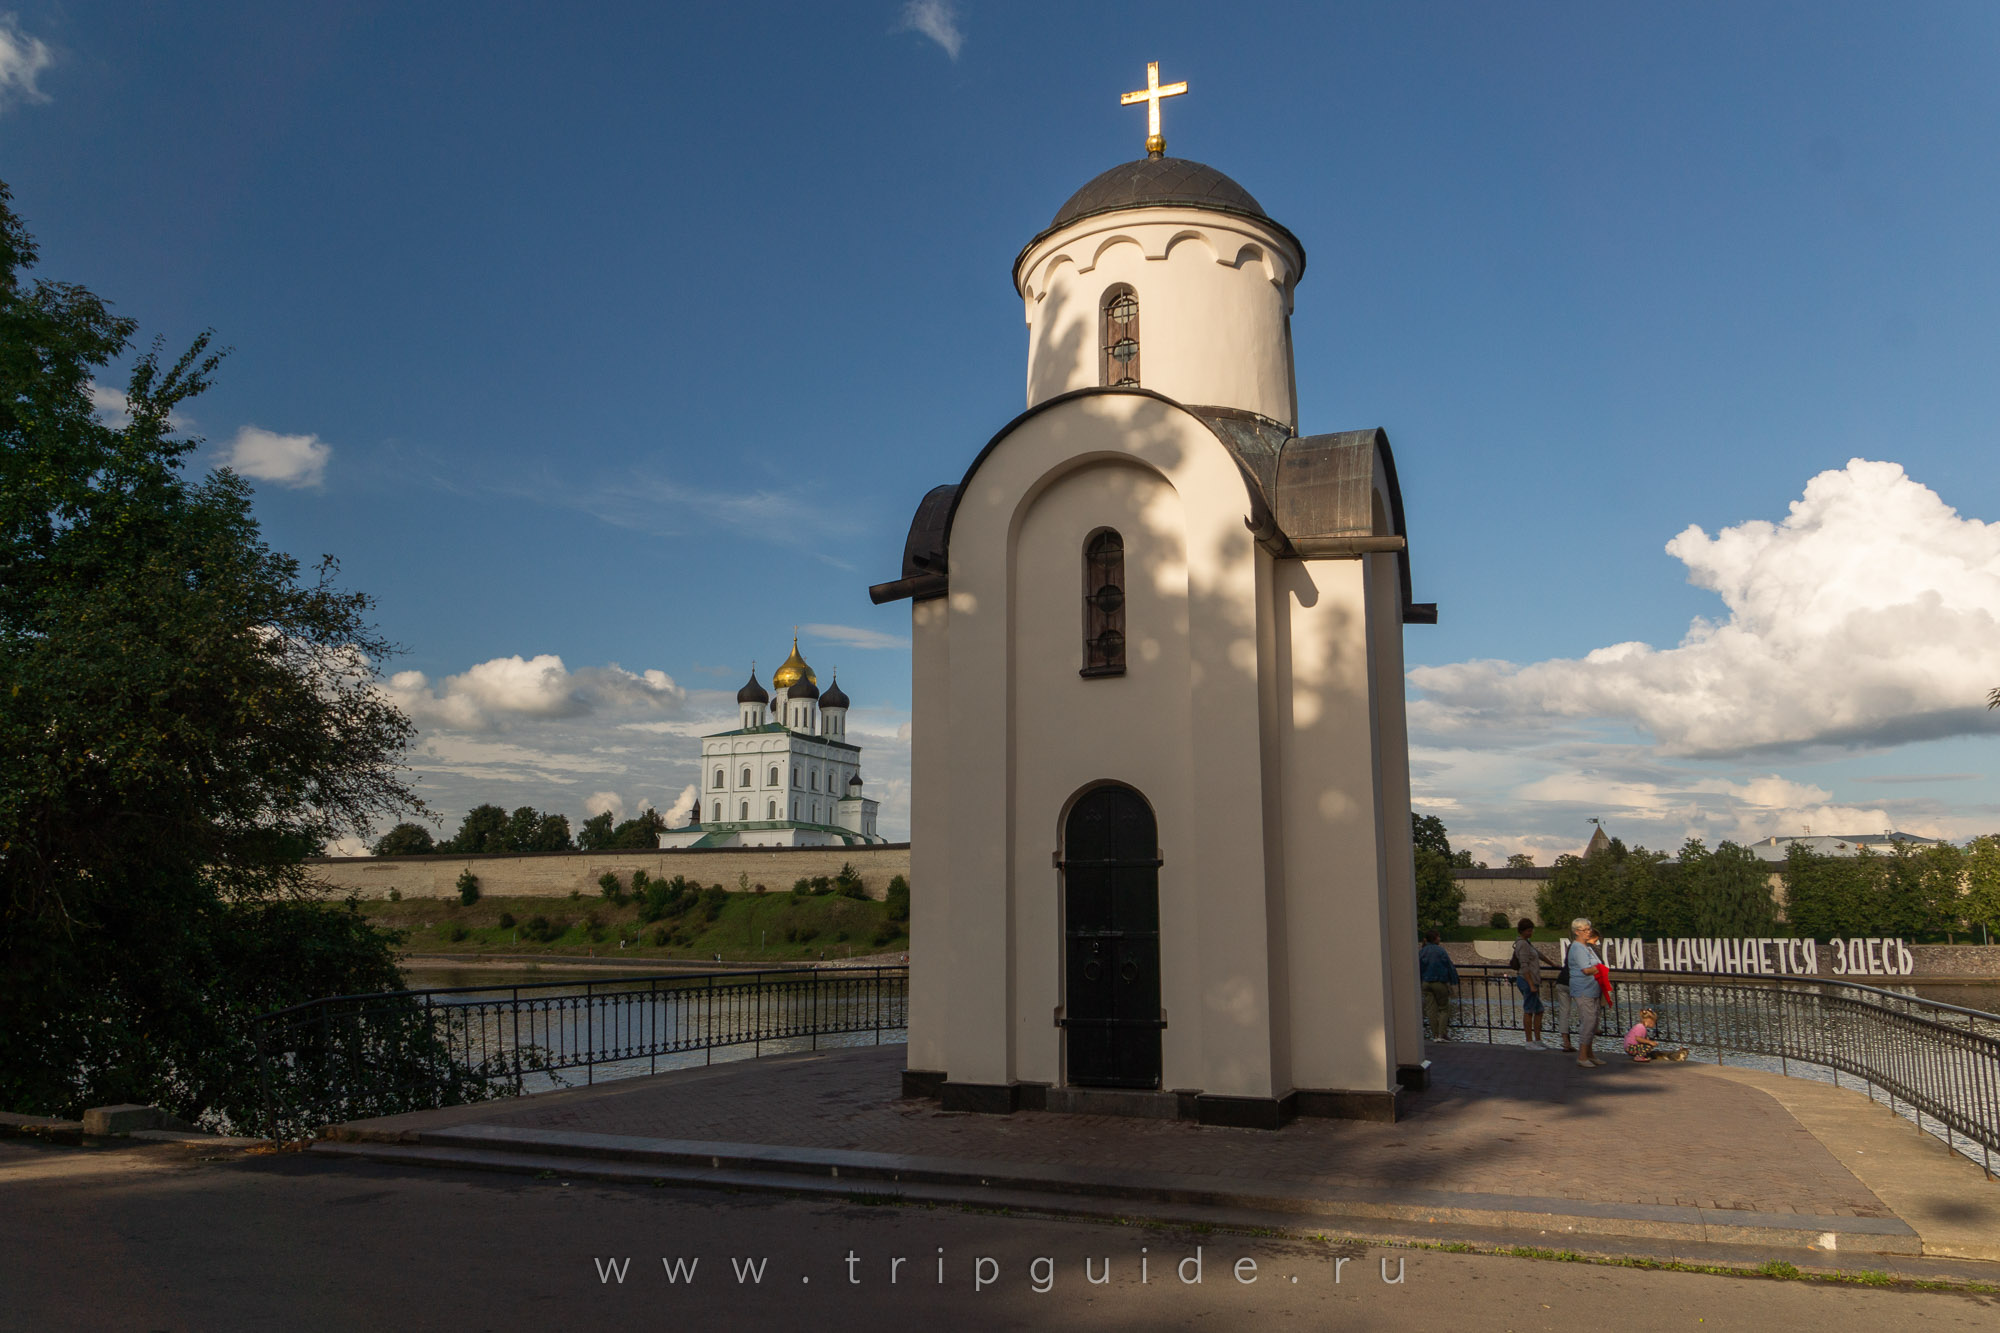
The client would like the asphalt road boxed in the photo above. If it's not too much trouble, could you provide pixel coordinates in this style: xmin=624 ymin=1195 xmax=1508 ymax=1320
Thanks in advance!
xmin=3 ymin=1139 xmax=1994 ymax=1332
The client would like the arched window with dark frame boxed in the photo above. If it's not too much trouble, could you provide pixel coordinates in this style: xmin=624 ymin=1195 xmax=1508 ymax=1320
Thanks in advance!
xmin=1082 ymin=528 xmax=1126 ymax=677
xmin=1100 ymin=284 xmax=1139 ymax=387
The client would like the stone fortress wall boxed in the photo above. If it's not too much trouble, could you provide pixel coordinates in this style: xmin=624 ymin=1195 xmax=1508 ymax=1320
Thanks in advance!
xmin=305 ymin=844 xmax=911 ymax=903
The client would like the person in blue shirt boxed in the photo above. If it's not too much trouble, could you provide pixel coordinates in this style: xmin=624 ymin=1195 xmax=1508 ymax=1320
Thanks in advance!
xmin=1418 ymin=930 xmax=1459 ymax=1041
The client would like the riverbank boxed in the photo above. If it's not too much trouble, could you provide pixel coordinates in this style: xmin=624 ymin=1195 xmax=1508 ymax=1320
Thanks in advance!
xmin=362 ymin=889 xmax=907 ymax=966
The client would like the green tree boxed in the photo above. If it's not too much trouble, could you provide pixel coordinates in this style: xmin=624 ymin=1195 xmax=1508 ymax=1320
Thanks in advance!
xmin=577 ymin=810 xmax=615 ymax=851
xmin=1673 ymin=839 xmax=1778 ymax=937
xmin=609 ymin=808 xmax=668 ymax=849
xmin=528 ymin=812 xmax=572 ymax=852
xmin=1505 ymin=853 xmax=1536 ymax=869
xmin=0 ymin=184 xmax=418 ymax=1123
xmin=455 ymin=870 xmax=481 ymax=907
xmin=885 ymin=874 xmax=910 ymax=923
xmin=1964 ymin=835 xmax=2000 ymax=941
xmin=1410 ymin=813 xmax=1464 ymax=934
xmin=1535 ymin=838 xmax=1669 ymax=936
xmin=371 ymin=822 xmax=436 ymax=857
xmin=441 ymin=803 xmax=508 ymax=854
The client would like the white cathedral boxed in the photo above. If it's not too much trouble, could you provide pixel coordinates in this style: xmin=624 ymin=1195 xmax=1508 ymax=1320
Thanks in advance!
xmin=656 ymin=639 xmax=885 ymax=849
xmin=873 ymin=67 xmax=1431 ymax=1127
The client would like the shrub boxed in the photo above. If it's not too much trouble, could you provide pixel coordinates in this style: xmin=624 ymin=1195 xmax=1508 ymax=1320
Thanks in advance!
xmin=810 ymin=875 xmax=833 ymax=896
xmin=386 ymin=888 xmax=401 ymax=903
xmin=584 ymin=910 xmax=602 ymax=930
xmin=497 ymin=912 xmax=516 ymax=929
xmin=455 ymin=870 xmax=481 ymax=907
xmin=638 ymin=874 xmax=698 ymax=923
xmin=737 ymin=872 xmax=751 ymax=893
xmin=597 ymin=871 xmax=626 ymax=905
xmin=568 ymin=889 xmax=581 ymax=900
xmin=699 ymin=885 xmax=729 ymax=922
xmin=835 ymin=862 xmax=866 ymax=900
xmin=872 ymin=922 xmax=899 ymax=947
xmin=1489 ymin=911 xmax=1509 ymax=930
xmin=885 ymin=875 xmax=910 ymax=923
xmin=792 ymin=878 xmax=810 ymax=896
xmin=649 ymin=926 xmax=670 ymax=947
xmin=523 ymin=915 xmax=556 ymax=943
xmin=441 ymin=921 xmax=470 ymax=943
xmin=753 ymin=882 xmax=767 ymax=894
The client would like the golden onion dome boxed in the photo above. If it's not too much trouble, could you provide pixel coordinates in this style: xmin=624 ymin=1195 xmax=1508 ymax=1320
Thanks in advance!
xmin=771 ymin=638 xmax=816 ymax=690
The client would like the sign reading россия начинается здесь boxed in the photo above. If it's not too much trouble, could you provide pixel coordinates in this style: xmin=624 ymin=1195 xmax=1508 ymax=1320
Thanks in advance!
xmin=1589 ymin=937 xmax=1917 ymax=978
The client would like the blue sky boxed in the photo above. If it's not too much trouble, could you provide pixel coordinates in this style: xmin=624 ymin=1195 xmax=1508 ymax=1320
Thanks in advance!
xmin=6 ymin=2 xmax=1997 ymax=859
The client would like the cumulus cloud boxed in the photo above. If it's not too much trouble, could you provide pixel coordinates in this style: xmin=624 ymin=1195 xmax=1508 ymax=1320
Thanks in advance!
xmin=385 ymin=655 xmax=688 ymax=732
xmin=0 ymin=15 xmax=52 ymax=110
xmin=222 ymin=425 xmax=331 ymax=488
xmin=1411 ymin=460 xmax=2000 ymax=757
xmin=584 ymin=791 xmax=625 ymax=821
xmin=661 ymin=784 xmax=698 ymax=826
xmin=897 ymin=0 xmax=963 ymax=59
xmin=804 ymin=622 xmax=909 ymax=650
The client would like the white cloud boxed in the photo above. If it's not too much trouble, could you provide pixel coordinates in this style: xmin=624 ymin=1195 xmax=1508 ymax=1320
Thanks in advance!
xmin=386 ymin=655 xmax=688 ymax=733
xmin=0 ymin=15 xmax=52 ymax=110
xmin=222 ymin=425 xmax=331 ymax=488
xmin=1410 ymin=460 xmax=2000 ymax=757
xmin=897 ymin=0 xmax=963 ymax=59
xmin=803 ymin=622 xmax=909 ymax=650
xmin=584 ymin=791 xmax=625 ymax=821
xmin=662 ymin=784 xmax=698 ymax=826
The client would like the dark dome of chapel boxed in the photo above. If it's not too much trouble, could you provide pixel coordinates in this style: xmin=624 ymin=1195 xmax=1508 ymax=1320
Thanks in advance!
xmin=1050 ymin=157 xmax=1267 ymax=230
xmin=736 ymin=671 xmax=768 ymax=704
xmin=819 ymin=677 xmax=850 ymax=710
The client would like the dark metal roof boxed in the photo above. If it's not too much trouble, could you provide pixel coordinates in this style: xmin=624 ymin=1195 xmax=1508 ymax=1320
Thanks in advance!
xmin=870 ymin=388 xmax=1437 ymax=625
xmin=735 ymin=670 xmax=768 ymax=705
xmin=819 ymin=677 xmax=850 ymax=710
xmin=1050 ymin=157 xmax=1267 ymax=230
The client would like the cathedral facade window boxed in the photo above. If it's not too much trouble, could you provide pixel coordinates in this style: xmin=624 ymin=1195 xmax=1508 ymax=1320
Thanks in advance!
xmin=767 ymin=800 xmax=776 ymax=819
xmin=740 ymin=766 xmax=751 ymax=787
xmin=712 ymin=767 xmax=724 ymax=789
xmin=1100 ymin=284 xmax=1139 ymax=387
xmin=711 ymin=801 xmax=722 ymax=822
xmin=1081 ymin=528 xmax=1127 ymax=677
xmin=768 ymin=765 xmax=779 ymax=786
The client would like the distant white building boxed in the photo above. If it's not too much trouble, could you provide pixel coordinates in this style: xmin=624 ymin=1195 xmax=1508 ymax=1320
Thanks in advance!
xmin=657 ymin=639 xmax=885 ymax=849
xmin=1745 ymin=832 xmax=1941 ymax=863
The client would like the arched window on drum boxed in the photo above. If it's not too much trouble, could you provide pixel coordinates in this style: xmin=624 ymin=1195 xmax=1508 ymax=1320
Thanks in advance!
xmin=1100 ymin=284 xmax=1139 ymax=387
xmin=1081 ymin=528 xmax=1126 ymax=678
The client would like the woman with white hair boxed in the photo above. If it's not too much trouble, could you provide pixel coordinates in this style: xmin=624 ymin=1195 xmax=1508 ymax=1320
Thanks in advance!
xmin=1567 ymin=918 xmax=1608 ymax=1068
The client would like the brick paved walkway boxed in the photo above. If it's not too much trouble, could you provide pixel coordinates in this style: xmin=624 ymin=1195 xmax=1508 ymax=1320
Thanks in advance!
xmin=368 ymin=1042 xmax=1889 ymax=1220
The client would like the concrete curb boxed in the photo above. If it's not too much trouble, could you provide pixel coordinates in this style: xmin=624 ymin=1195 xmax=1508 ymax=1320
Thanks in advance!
xmin=314 ymin=1121 xmax=1919 ymax=1256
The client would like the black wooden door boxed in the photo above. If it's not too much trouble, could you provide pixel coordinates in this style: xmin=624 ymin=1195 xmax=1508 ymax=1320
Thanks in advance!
xmin=1061 ymin=785 xmax=1163 ymax=1089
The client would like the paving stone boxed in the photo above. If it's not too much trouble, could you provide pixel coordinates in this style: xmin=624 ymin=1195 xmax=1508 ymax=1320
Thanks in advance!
xmin=377 ymin=1041 xmax=1894 ymax=1221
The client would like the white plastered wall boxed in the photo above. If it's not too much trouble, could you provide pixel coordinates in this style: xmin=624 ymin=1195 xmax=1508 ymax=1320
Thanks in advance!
xmin=904 ymin=593 xmax=952 ymax=1073
xmin=1273 ymin=557 xmax=1397 ymax=1095
xmin=1017 ymin=210 xmax=1302 ymax=428
xmin=943 ymin=394 xmax=1281 ymax=1098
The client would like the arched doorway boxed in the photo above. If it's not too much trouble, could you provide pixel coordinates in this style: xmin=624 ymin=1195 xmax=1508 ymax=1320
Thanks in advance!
xmin=1061 ymin=784 xmax=1163 ymax=1089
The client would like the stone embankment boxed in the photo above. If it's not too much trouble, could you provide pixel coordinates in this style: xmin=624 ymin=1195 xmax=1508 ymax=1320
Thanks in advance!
xmin=306 ymin=844 xmax=911 ymax=903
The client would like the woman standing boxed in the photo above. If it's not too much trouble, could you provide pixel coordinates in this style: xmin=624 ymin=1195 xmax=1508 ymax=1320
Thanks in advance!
xmin=1510 ymin=918 xmax=1549 ymax=1049
xmin=1567 ymin=918 xmax=1610 ymax=1068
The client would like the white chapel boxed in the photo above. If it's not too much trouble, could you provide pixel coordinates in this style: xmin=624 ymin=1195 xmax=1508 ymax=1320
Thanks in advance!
xmin=872 ymin=67 xmax=1433 ymax=1127
xmin=657 ymin=639 xmax=885 ymax=849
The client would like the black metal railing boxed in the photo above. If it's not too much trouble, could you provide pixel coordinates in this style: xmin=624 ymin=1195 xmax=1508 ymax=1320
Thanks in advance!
xmin=252 ymin=965 xmax=908 ymax=1142
xmin=1443 ymin=963 xmax=2000 ymax=1175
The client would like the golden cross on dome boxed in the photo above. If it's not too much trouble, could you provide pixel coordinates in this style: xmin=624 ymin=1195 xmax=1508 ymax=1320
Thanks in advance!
xmin=1120 ymin=61 xmax=1188 ymax=158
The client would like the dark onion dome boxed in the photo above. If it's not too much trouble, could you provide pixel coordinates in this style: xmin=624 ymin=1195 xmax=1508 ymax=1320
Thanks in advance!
xmin=736 ymin=670 xmax=768 ymax=704
xmin=788 ymin=674 xmax=821 ymax=701
xmin=846 ymin=773 xmax=863 ymax=791
xmin=1050 ymin=157 xmax=1267 ymax=231
xmin=819 ymin=676 xmax=850 ymax=710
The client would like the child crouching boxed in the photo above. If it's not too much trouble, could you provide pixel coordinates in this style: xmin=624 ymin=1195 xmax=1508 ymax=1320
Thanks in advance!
xmin=1624 ymin=1008 xmax=1688 ymax=1062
